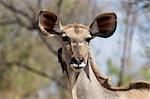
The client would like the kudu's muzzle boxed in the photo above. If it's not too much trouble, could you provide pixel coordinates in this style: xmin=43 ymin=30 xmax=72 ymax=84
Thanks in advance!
xmin=69 ymin=57 xmax=86 ymax=70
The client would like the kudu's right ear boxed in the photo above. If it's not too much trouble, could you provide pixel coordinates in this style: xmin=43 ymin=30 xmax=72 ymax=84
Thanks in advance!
xmin=38 ymin=11 xmax=62 ymax=36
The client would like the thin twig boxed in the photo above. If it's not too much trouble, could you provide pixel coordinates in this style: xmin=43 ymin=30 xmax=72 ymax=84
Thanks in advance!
xmin=0 ymin=0 xmax=31 ymax=20
xmin=37 ymin=31 xmax=57 ymax=55
xmin=6 ymin=61 xmax=52 ymax=80
xmin=0 ymin=20 xmax=16 ymax=25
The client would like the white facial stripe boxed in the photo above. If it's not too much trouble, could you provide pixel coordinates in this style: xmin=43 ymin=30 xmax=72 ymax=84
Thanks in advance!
xmin=72 ymin=42 xmax=84 ymax=46
xmin=48 ymin=34 xmax=55 ymax=37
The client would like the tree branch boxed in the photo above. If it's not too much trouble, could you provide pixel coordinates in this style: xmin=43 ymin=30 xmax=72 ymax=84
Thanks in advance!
xmin=37 ymin=0 xmax=42 ymax=10
xmin=0 ymin=0 xmax=58 ymax=56
xmin=0 ymin=0 xmax=31 ymax=20
xmin=5 ymin=61 xmax=66 ymax=87
xmin=6 ymin=61 xmax=53 ymax=80
xmin=57 ymin=0 xmax=63 ymax=14
xmin=37 ymin=31 xmax=57 ymax=55
xmin=23 ymin=0 xmax=36 ymax=16
xmin=0 ymin=19 xmax=17 ymax=26
xmin=117 ymin=2 xmax=131 ymax=86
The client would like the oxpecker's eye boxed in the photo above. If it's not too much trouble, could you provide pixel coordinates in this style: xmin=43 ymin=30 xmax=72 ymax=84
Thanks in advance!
xmin=60 ymin=31 xmax=66 ymax=35
xmin=62 ymin=36 xmax=71 ymax=43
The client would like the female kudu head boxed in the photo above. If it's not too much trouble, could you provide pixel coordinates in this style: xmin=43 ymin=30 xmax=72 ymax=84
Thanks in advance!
xmin=38 ymin=11 xmax=116 ymax=72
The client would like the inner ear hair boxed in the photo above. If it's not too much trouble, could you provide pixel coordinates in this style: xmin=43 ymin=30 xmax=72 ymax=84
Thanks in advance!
xmin=90 ymin=13 xmax=117 ymax=38
xmin=38 ymin=10 xmax=61 ymax=36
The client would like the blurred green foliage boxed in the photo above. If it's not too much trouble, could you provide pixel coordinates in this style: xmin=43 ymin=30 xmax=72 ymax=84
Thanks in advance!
xmin=107 ymin=58 xmax=119 ymax=76
xmin=140 ymin=66 xmax=150 ymax=80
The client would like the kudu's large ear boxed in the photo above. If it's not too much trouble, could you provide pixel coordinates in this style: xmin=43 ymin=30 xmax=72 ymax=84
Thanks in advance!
xmin=38 ymin=11 xmax=61 ymax=36
xmin=89 ymin=13 xmax=117 ymax=38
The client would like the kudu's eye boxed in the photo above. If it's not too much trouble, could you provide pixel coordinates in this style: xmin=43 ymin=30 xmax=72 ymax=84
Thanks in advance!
xmin=85 ymin=37 xmax=92 ymax=42
xmin=62 ymin=36 xmax=71 ymax=43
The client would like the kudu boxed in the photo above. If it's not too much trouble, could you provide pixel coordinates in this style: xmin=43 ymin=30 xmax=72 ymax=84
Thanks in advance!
xmin=38 ymin=11 xmax=150 ymax=99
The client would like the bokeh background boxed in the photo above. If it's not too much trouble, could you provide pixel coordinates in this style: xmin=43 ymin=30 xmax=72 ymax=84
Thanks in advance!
xmin=0 ymin=0 xmax=150 ymax=99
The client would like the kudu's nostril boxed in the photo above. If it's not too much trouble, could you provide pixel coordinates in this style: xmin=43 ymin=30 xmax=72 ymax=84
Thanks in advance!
xmin=71 ymin=57 xmax=84 ymax=65
xmin=79 ymin=57 xmax=84 ymax=63
xmin=71 ymin=57 xmax=79 ymax=64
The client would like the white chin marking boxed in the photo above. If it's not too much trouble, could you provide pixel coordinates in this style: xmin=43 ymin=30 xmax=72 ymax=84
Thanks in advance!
xmin=70 ymin=63 xmax=86 ymax=68
xmin=79 ymin=63 xmax=86 ymax=67
xmin=70 ymin=64 xmax=78 ymax=67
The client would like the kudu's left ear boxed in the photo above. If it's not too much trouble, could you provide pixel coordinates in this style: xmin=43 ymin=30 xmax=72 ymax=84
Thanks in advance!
xmin=38 ymin=10 xmax=62 ymax=36
xmin=89 ymin=13 xmax=117 ymax=38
